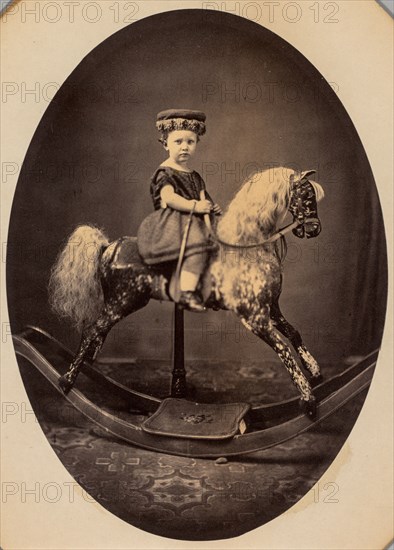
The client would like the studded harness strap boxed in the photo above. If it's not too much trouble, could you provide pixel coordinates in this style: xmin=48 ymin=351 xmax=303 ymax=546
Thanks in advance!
xmin=201 ymin=171 xmax=320 ymax=250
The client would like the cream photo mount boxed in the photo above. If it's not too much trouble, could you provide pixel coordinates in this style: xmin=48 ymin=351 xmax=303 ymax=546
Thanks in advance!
xmin=1 ymin=2 xmax=393 ymax=549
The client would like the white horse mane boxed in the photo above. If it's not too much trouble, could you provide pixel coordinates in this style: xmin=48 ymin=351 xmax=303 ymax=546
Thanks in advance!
xmin=217 ymin=167 xmax=324 ymax=244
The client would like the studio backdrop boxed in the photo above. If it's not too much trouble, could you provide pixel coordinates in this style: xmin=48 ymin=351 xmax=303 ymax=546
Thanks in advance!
xmin=7 ymin=9 xmax=387 ymax=380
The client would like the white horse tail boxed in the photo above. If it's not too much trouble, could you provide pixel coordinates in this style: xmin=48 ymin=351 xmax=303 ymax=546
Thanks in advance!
xmin=48 ymin=224 xmax=110 ymax=330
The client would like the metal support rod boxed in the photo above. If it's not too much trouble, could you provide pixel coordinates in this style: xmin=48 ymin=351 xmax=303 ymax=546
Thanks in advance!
xmin=171 ymin=304 xmax=187 ymax=398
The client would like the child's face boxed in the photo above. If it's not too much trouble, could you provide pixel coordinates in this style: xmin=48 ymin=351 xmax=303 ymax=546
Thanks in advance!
xmin=164 ymin=130 xmax=198 ymax=166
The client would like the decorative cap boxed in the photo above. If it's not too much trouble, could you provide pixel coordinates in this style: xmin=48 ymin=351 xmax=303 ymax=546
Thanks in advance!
xmin=156 ymin=109 xmax=206 ymax=136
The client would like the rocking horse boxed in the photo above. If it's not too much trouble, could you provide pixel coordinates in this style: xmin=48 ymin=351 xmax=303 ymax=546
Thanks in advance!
xmin=48 ymin=167 xmax=324 ymax=419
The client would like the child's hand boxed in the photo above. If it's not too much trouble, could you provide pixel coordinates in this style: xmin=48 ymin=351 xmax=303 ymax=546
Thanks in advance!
xmin=195 ymin=199 xmax=212 ymax=214
xmin=212 ymin=203 xmax=223 ymax=215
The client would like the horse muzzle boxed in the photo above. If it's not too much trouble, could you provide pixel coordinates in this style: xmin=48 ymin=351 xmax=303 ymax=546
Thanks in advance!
xmin=292 ymin=217 xmax=321 ymax=239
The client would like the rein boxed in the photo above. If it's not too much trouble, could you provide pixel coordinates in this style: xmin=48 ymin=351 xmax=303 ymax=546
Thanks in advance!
xmin=172 ymin=176 xmax=319 ymax=300
xmin=199 ymin=187 xmax=319 ymax=251
xmin=173 ymin=200 xmax=197 ymax=303
xmin=199 ymin=190 xmax=312 ymax=250
xmin=206 ymin=218 xmax=301 ymax=249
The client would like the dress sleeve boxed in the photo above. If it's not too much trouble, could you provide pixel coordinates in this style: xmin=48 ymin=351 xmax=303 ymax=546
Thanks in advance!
xmin=150 ymin=168 xmax=176 ymax=209
xmin=155 ymin=169 xmax=176 ymax=194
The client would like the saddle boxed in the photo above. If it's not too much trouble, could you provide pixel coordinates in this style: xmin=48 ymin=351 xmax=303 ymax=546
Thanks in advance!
xmin=111 ymin=237 xmax=215 ymax=304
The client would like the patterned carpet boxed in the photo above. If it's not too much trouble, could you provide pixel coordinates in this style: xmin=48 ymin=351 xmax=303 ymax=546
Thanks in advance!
xmin=18 ymin=348 xmax=368 ymax=541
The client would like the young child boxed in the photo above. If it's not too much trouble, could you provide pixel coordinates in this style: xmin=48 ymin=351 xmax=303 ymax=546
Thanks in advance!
xmin=137 ymin=109 xmax=221 ymax=312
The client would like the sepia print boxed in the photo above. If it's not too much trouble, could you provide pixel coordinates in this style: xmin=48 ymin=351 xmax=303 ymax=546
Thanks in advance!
xmin=1 ymin=1 xmax=392 ymax=549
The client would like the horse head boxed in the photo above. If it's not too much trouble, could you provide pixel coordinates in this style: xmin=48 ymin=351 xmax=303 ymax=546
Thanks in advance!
xmin=288 ymin=170 xmax=323 ymax=239
xmin=216 ymin=167 xmax=324 ymax=246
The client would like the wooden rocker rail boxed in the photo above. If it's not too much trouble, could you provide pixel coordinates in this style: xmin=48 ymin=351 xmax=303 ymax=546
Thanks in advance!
xmin=18 ymin=326 xmax=379 ymax=423
xmin=20 ymin=325 xmax=161 ymax=413
xmin=12 ymin=327 xmax=377 ymax=458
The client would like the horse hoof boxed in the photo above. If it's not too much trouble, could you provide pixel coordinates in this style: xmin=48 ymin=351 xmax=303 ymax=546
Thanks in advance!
xmin=311 ymin=374 xmax=323 ymax=388
xmin=299 ymin=396 xmax=317 ymax=420
xmin=59 ymin=375 xmax=73 ymax=394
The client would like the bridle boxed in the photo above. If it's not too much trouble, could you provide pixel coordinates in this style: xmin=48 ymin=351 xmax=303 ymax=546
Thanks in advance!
xmin=201 ymin=171 xmax=320 ymax=250
xmin=203 ymin=217 xmax=300 ymax=249
xmin=173 ymin=171 xmax=320 ymax=299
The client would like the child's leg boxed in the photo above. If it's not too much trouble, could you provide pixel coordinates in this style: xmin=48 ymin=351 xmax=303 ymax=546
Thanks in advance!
xmin=180 ymin=253 xmax=208 ymax=291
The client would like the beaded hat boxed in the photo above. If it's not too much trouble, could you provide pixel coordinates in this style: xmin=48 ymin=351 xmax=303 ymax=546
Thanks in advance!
xmin=156 ymin=109 xmax=206 ymax=136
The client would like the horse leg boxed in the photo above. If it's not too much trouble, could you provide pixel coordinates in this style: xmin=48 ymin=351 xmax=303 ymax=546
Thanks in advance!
xmin=270 ymin=300 xmax=322 ymax=384
xmin=58 ymin=306 xmax=125 ymax=393
xmin=241 ymin=316 xmax=317 ymax=419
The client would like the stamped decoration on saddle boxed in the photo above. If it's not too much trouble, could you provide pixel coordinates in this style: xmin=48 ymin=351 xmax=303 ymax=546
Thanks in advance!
xmin=142 ymin=398 xmax=250 ymax=439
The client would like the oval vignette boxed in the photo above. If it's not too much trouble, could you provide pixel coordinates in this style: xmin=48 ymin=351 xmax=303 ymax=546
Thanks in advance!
xmin=6 ymin=9 xmax=388 ymax=541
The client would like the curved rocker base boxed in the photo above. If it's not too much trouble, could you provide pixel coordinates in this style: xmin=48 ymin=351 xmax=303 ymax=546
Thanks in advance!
xmin=12 ymin=326 xmax=377 ymax=458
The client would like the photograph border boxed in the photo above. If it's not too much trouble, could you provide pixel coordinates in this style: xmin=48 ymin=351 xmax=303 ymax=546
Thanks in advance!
xmin=1 ymin=1 xmax=393 ymax=549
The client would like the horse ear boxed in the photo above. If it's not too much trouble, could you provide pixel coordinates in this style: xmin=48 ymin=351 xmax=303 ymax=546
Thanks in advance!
xmin=300 ymin=170 xmax=316 ymax=180
xmin=309 ymin=180 xmax=325 ymax=202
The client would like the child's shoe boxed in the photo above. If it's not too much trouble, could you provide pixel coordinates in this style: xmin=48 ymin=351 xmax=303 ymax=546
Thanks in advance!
xmin=178 ymin=290 xmax=206 ymax=312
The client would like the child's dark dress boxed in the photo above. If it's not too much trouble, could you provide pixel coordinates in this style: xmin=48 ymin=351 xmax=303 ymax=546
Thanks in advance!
xmin=137 ymin=166 xmax=217 ymax=265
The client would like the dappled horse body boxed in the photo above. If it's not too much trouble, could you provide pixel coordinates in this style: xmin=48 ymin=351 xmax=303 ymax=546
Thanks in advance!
xmin=49 ymin=167 xmax=324 ymax=418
